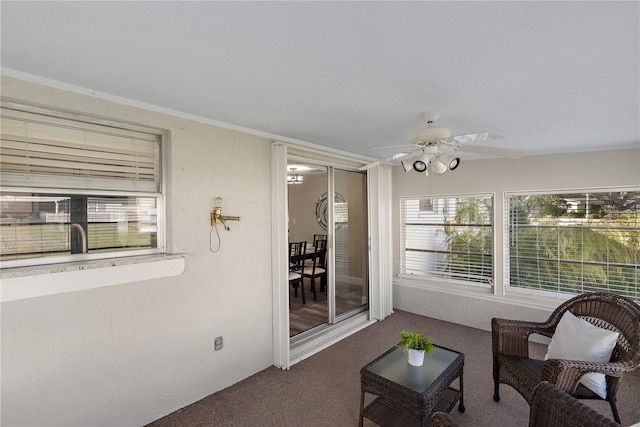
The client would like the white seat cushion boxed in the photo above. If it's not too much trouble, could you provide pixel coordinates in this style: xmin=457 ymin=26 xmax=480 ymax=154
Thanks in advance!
xmin=303 ymin=267 xmax=325 ymax=275
xmin=545 ymin=310 xmax=619 ymax=399
xmin=289 ymin=272 xmax=301 ymax=281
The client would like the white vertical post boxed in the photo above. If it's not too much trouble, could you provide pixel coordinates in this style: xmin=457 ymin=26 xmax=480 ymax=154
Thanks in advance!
xmin=367 ymin=165 xmax=394 ymax=320
xmin=271 ymin=142 xmax=290 ymax=369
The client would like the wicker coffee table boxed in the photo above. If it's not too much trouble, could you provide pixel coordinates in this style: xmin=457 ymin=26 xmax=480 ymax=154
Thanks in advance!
xmin=359 ymin=344 xmax=465 ymax=427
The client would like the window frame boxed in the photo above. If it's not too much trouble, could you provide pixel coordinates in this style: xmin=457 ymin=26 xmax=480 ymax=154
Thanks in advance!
xmin=0 ymin=102 xmax=167 ymax=268
xmin=399 ymin=192 xmax=495 ymax=288
xmin=503 ymin=186 xmax=639 ymax=300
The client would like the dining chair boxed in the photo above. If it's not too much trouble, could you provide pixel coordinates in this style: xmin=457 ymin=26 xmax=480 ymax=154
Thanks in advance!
xmin=313 ymin=233 xmax=327 ymax=246
xmin=302 ymin=238 xmax=327 ymax=301
xmin=289 ymin=241 xmax=307 ymax=305
xmin=305 ymin=234 xmax=328 ymax=267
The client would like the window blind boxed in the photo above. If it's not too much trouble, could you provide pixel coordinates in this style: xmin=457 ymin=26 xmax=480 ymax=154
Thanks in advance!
xmin=0 ymin=108 xmax=160 ymax=193
xmin=508 ymin=191 xmax=639 ymax=300
xmin=400 ymin=195 xmax=493 ymax=284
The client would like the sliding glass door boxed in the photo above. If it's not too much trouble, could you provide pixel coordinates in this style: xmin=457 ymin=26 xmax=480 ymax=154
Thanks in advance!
xmin=333 ymin=168 xmax=368 ymax=320
xmin=287 ymin=164 xmax=368 ymax=339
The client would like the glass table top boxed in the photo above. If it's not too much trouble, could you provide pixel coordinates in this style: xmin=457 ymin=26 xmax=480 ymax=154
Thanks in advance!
xmin=364 ymin=345 xmax=461 ymax=394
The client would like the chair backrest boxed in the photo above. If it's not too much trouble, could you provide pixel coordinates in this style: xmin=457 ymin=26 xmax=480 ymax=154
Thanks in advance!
xmin=289 ymin=241 xmax=306 ymax=273
xmin=312 ymin=238 xmax=327 ymax=270
xmin=529 ymin=381 xmax=620 ymax=427
xmin=313 ymin=234 xmax=327 ymax=247
xmin=546 ymin=293 xmax=640 ymax=368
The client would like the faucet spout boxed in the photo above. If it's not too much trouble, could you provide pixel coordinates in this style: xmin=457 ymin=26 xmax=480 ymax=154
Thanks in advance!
xmin=70 ymin=223 xmax=88 ymax=254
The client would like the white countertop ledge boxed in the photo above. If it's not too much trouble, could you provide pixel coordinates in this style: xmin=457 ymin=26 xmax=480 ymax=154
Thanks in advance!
xmin=1 ymin=254 xmax=185 ymax=302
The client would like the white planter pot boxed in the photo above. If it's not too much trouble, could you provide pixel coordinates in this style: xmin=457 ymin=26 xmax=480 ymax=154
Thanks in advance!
xmin=407 ymin=349 xmax=425 ymax=366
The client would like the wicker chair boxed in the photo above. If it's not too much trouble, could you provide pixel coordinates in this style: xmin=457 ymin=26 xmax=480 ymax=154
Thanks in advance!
xmin=492 ymin=292 xmax=640 ymax=424
xmin=530 ymin=381 xmax=620 ymax=427
xmin=432 ymin=381 xmax=621 ymax=427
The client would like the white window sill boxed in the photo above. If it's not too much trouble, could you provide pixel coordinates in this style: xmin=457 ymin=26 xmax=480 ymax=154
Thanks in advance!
xmin=0 ymin=254 xmax=185 ymax=302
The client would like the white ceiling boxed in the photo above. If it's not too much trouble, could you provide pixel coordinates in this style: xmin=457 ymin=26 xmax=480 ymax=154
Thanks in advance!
xmin=1 ymin=1 xmax=639 ymax=164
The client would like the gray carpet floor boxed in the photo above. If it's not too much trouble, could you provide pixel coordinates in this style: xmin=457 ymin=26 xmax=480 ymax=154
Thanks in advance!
xmin=147 ymin=310 xmax=640 ymax=427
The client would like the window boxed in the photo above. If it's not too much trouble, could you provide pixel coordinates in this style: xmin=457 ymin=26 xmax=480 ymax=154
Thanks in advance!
xmin=0 ymin=105 xmax=163 ymax=266
xmin=400 ymin=195 xmax=493 ymax=285
xmin=507 ymin=190 xmax=639 ymax=301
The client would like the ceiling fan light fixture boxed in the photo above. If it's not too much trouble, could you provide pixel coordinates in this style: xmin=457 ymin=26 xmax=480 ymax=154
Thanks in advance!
xmin=437 ymin=153 xmax=461 ymax=170
xmin=430 ymin=159 xmax=448 ymax=175
xmin=362 ymin=112 xmax=512 ymax=175
xmin=412 ymin=153 xmax=430 ymax=173
xmin=287 ymin=167 xmax=304 ymax=184
xmin=413 ymin=160 xmax=428 ymax=173
xmin=401 ymin=159 xmax=413 ymax=172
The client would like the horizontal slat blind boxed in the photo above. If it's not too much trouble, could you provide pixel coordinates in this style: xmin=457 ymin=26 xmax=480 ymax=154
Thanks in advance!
xmin=508 ymin=191 xmax=639 ymax=301
xmin=1 ymin=108 xmax=160 ymax=193
xmin=400 ymin=195 xmax=493 ymax=284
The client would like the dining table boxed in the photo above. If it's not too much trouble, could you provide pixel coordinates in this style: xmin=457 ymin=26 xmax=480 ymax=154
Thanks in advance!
xmin=289 ymin=242 xmax=316 ymax=260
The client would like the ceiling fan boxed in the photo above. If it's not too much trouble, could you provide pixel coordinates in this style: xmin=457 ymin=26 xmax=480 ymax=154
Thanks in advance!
xmin=360 ymin=112 xmax=525 ymax=174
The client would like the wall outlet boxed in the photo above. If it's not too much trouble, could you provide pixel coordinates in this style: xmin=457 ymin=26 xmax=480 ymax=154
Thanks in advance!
xmin=214 ymin=336 xmax=223 ymax=351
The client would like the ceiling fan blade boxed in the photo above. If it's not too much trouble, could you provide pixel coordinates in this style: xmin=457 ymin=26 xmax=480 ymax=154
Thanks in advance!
xmin=455 ymin=144 xmax=525 ymax=159
xmin=440 ymin=132 xmax=504 ymax=145
xmin=358 ymin=149 xmax=421 ymax=170
xmin=369 ymin=143 xmax=415 ymax=150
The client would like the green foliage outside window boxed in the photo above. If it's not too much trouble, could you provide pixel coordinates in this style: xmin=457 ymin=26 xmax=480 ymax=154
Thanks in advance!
xmin=508 ymin=191 xmax=639 ymax=300
xmin=441 ymin=197 xmax=493 ymax=281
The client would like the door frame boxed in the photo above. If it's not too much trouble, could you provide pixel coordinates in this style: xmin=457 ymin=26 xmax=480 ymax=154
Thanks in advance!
xmin=271 ymin=141 xmax=393 ymax=369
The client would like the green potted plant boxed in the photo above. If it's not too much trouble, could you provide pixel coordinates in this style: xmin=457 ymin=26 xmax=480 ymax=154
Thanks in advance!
xmin=398 ymin=330 xmax=435 ymax=366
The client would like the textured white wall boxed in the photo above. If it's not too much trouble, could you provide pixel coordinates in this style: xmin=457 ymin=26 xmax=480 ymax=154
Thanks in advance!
xmin=1 ymin=76 xmax=274 ymax=426
xmin=392 ymin=148 xmax=640 ymax=329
